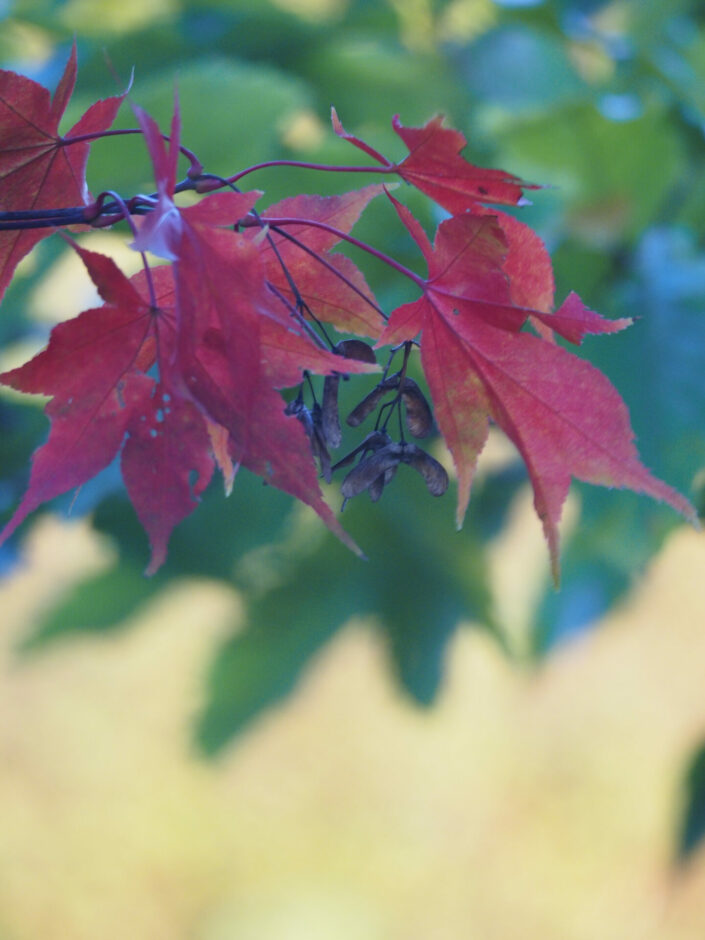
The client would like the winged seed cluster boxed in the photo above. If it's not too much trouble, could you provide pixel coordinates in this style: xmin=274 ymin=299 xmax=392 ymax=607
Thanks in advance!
xmin=0 ymin=46 xmax=695 ymax=579
xmin=287 ymin=338 xmax=448 ymax=503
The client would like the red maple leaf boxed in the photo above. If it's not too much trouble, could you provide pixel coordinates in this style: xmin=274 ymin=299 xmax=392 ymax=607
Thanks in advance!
xmin=256 ymin=186 xmax=386 ymax=337
xmin=1 ymin=54 xmax=692 ymax=583
xmin=332 ymin=109 xmax=535 ymax=212
xmin=1 ymin=75 xmax=379 ymax=571
xmin=377 ymin=193 xmax=696 ymax=580
xmin=377 ymin=190 xmax=537 ymax=335
xmin=171 ymin=223 xmax=375 ymax=558
xmin=0 ymin=44 xmax=127 ymax=301
xmin=0 ymin=229 xmax=375 ymax=571
xmin=0 ymin=246 xmax=202 ymax=574
xmin=127 ymin=102 xmax=378 ymax=557
xmin=469 ymin=206 xmax=632 ymax=343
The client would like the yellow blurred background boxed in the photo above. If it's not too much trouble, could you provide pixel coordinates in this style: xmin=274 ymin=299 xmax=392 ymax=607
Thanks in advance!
xmin=1 ymin=508 xmax=705 ymax=940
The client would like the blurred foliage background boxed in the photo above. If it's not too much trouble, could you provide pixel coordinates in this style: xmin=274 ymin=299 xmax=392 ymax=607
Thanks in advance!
xmin=2 ymin=0 xmax=705 ymax=936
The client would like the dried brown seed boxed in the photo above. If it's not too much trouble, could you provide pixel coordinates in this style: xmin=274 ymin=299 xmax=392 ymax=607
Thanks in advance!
xmin=367 ymin=474 xmax=384 ymax=503
xmin=346 ymin=385 xmax=388 ymax=427
xmin=341 ymin=444 xmax=403 ymax=499
xmin=335 ymin=339 xmax=377 ymax=364
xmin=310 ymin=403 xmax=333 ymax=482
xmin=368 ymin=464 xmax=398 ymax=502
xmin=284 ymin=398 xmax=312 ymax=434
xmin=324 ymin=342 xmax=377 ymax=445
xmin=321 ymin=374 xmax=342 ymax=448
xmin=345 ymin=373 xmax=401 ymax=427
xmin=285 ymin=399 xmax=332 ymax=482
xmin=399 ymin=377 xmax=434 ymax=438
xmin=332 ymin=430 xmax=392 ymax=472
xmin=400 ymin=444 xmax=449 ymax=496
xmin=316 ymin=438 xmax=333 ymax=483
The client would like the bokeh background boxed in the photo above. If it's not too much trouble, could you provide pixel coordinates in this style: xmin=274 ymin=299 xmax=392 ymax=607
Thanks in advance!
xmin=2 ymin=0 xmax=705 ymax=936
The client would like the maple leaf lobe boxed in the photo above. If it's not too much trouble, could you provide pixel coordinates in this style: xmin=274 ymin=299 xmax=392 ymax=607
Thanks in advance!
xmin=391 ymin=114 xmax=533 ymax=212
xmin=0 ymin=44 xmax=127 ymax=302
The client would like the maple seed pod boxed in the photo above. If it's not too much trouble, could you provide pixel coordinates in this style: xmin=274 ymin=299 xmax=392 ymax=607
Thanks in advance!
xmin=332 ymin=430 xmax=393 ymax=471
xmin=346 ymin=384 xmax=389 ymax=427
xmin=310 ymin=403 xmax=333 ymax=482
xmin=399 ymin=377 xmax=434 ymax=438
xmin=367 ymin=474 xmax=384 ymax=503
xmin=335 ymin=339 xmax=378 ymax=365
xmin=322 ymin=341 xmax=377 ymax=447
xmin=321 ymin=374 xmax=342 ymax=449
xmin=285 ymin=397 xmax=313 ymax=435
xmin=346 ymin=374 xmax=402 ymax=427
xmin=400 ymin=444 xmax=449 ymax=496
xmin=285 ymin=399 xmax=333 ymax=482
xmin=340 ymin=444 xmax=403 ymax=499
xmin=317 ymin=443 xmax=333 ymax=483
xmin=368 ymin=464 xmax=398 ymax=502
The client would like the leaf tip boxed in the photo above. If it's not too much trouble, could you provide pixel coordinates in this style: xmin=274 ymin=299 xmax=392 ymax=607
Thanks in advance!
xmin=143 ymin=559 xmax=161 ymax=577
xmin=647 ymin=477 xmax=700 ymax=530
xmin=140 ymin=529 xmax=168 ymax=576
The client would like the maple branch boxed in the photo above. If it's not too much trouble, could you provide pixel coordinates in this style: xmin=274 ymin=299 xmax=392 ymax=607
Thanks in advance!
xmin=61 ymin=127 xmax=204 ymax=176
xmin=243 ymin=216 xmax=425 ymax=288
xmin=380 ymin=341 xmax=414 ymax=384
xmin=0 ymin=178 xmax=198 ymax=231
xmin=377 ymin=342 xmax=413 ymax=440
xmin=0 ymin=209 xmax=90 ymax=230
xmin=218 ymin=160 xmax=395 ymax=189
xmin=0 ymin=208 xmax=87 ymax=221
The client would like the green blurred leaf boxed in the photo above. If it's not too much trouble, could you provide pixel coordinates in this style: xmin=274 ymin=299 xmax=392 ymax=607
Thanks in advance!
xmin=677 ymin=740 xmax=705 ymax=863
xmin=299 ymin=35 xmax=465 ymax=126
xmin=93 ymin=467 xmax=299 ymax=579
xmin=17 ymin=469 xmax=299 ymax=651
xmin=18 ymin=562 xmax=163 ymax=651
xmin=496 ymin=104 xmax=684 ymax=243
xmin=0 ymin=400 xmax=50 ymax=539
xmin=197 ymin=537 xmax=358 ymax=754
xmin=81 ymin=57 xmax=314 ymax=194
xmin=460 ymin=26 xmax=587 ymax=114
xmin=197 ymin=465 xmax=498 ymax=754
